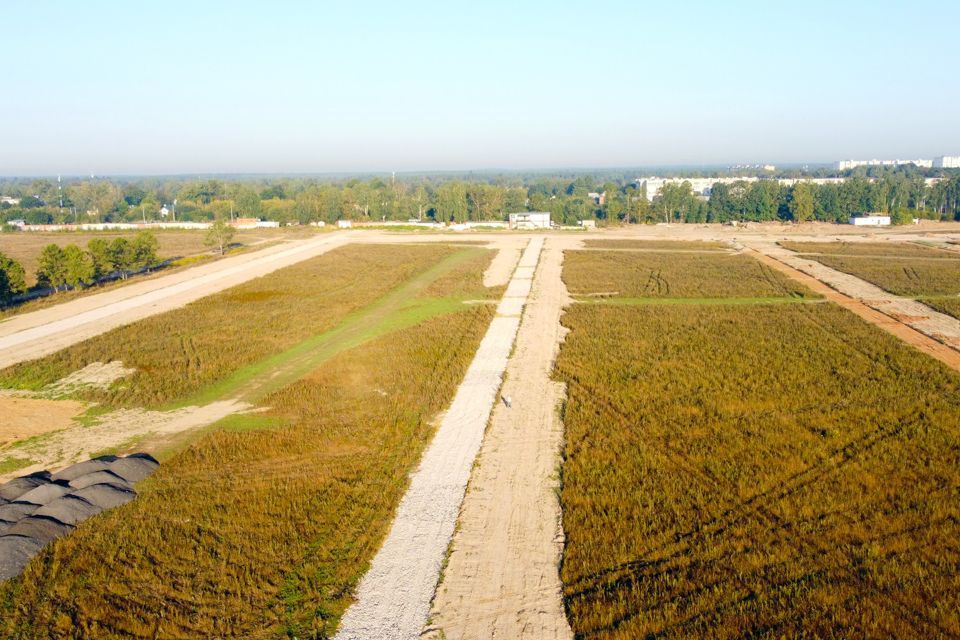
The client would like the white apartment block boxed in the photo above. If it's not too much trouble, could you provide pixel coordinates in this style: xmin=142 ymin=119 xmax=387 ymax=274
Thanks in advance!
xmin=934 ymin=156 xmax=960 ymax=168
xmin=835 ymin=158 xmax=933 ymax=171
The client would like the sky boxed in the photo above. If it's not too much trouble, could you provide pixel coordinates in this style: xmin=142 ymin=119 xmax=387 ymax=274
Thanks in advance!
xmin=1 ymin=0 xmax=958 ymax=175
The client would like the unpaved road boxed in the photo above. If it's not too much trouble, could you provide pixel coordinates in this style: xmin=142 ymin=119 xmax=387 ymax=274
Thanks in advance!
xmin=334 ymin=238 xmax=543 ymax=640
xmin=426 ymin=238 xmax=573 ymax=639
xmin=745 ymin=243 xmax=960 ymax=371
xmin=0 ymin=233 xmax=353 ymax=369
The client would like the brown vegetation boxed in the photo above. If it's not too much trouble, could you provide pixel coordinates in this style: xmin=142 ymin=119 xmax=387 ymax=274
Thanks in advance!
xmin=0 ymin=244 xmax=465 ymax=408
xmin=554 ymin=302 xmax=960 ymax=638
xmin=563 ymin=250 xmax=813 ymax=299
xmin=0 ymin=258 xmax=496 ymax=638
xmin=583 ymin=239 xmax=727 ymax=251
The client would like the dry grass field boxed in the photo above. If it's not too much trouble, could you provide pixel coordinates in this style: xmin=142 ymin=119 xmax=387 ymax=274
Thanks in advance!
xmin=563 ymin=250 xmax=812 ymax=299
xmin=582 ymin=239 xmax=727 ymax=251
xmin=0 ymin=244 xmax=469 ymax=407
xmin=0 ymin=245 xmax=498 ymax=638
xmin=782 ymin=241 xmax=960 ymax=319
xmin=554 ymin=251 xmax=960 ymax=638
xmin=0 ymin=229 xmax=298 ymax=286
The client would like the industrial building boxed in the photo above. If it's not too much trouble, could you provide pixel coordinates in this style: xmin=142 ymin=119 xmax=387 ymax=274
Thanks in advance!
xmin=849 ymin=215 xmax=891 ymax=226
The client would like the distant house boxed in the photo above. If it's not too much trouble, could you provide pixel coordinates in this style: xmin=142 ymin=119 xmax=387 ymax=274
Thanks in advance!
xmin=849 ymin=214 xmax=891 ymax=226
xmin=159 ymin=206 xmax=170 ymax=218
xmin=508 ymin=212 xmax=552 ymax=229
xmin=588 ymin=191 xmax=606 ymax=205
xmin=0 ymin=196 xmax=20 ymax=206
xmin=337 ymin=219 xmax=353 ymax=229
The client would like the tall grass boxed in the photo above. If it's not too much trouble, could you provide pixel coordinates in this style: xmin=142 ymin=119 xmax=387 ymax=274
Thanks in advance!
xmin=563 ymin=250 xmax=813 ymax=299
xmin=0 ymin=299 xmax=495 ymax=638
xmin=0 ymin=244 xmax=466 ymax=407
xmin=554 ymin=302 xmax=960 ymax=638
xmin=583 ymin=239 xmax=727 ymax=251
xmin=780 ymin=240 xmax=958 ymax=259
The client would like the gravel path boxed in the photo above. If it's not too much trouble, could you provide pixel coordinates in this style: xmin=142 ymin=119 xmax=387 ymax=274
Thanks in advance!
xmin=0 ymin=233 xmax=351 ymax=369
xmin=745 ymin=242 xmax=960 ymax=370
xmin=425 ymin=239 xmax=573 ymax=639
xmin=334 ymin=238 xmax=544 ymax=640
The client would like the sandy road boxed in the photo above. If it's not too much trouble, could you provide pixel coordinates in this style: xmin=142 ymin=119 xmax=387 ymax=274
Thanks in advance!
xmin=334 ymin=238 xmax=543 ymax=640
xmin=0 ymin=233 xmax=353 ymax=369
xmin=744 ymin=243 xmax=960 ymax=371
xmin=426 ymin=238 xmax=573 ymax=639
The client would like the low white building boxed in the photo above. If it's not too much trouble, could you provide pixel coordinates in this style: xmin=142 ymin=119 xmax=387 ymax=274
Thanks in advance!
xmin=337 ymin=219 xmax=353 ymax=229
xmin=0 ymin=196 xmax=21 ymax=206
xmin=849 ymin=215 xmax=891 ymax=226
xmin=508 ymin=212 xmax=551 ymax=229
xmin=835 ymin=158 xmax=933 ymax=171
xmin=934 ymin=156 xmax=960 ymax=169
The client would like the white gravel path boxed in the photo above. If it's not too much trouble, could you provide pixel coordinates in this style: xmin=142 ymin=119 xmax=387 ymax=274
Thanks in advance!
xmin=334 ymin=237 xmax=544 ymax=640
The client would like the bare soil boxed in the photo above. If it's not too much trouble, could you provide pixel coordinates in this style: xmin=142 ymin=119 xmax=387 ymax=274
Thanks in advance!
xmin=427 ymin=238 xmax=573 ymax=639
xmin=0 ymin=395 xmax=86 ymax=449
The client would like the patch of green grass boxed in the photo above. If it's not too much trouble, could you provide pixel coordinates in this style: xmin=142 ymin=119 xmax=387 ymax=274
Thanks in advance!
xmin=0 ymin=457 xmax=36 ymax=475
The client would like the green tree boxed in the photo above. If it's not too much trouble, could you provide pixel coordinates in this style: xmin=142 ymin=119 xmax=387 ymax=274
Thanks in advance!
xmin=235 ymin=186 xmax=262 ymax=218
xmin=88 ymin=238 xmax=114 ymax=278
xmin=205 ymin=218 xmax=235 ymax=255
xmin=789 ymin=182 xmax=815 ymax=222
xmin=0 ymin=251 xmax=27 ymax=304
xmin=109 ymin=238 xmax=136 ymax=278
xmin=63 ymin=244 xmax=95 ymax=287
xmin=132 ymin=231 xmax=159 ymax=269
xmin=37 ymin=244 xmax=68 ymax=290
xmin=436 ymin=182 xmax=468 ymax=222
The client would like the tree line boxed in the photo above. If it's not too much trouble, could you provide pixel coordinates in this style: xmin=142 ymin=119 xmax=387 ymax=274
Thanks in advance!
xmin=0 ymin=231 xmax=159 ymax=304
xmin=2 ymin=167 xmax=959 ymax=227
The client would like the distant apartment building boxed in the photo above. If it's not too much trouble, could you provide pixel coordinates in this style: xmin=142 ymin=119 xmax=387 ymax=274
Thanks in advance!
xmin=835 ymin=158 xmax=933 ymax=171
xmin=636 ymin=177 xmax=759 ymax=202
xmin=934 ymin=156 xmax=960 ymax=168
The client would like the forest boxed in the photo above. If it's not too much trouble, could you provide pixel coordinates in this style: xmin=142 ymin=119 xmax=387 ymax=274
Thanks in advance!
xmin=1 ymin=166 xmax=959 ymax=227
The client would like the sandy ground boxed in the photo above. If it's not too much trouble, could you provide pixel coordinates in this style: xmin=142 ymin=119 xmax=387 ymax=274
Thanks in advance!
xmin=744 ymin=244 xmax=960 ymax=371
xmin=426 ymin=238 xmax=573 ymax=639
xmin=334 ymin=238 xmax=543 ymax=640
xmin=0 ymin=394 xmax=87 ymax=449
xmin=0 ymin=233 xmax=354 ymax=369
xmin=746 ymin=242 xmax=960 ymax=359
xmin=483 ymin=246 xmax=522 ymax=287
xmin=0 ymin=399 xmax=248 ymax=483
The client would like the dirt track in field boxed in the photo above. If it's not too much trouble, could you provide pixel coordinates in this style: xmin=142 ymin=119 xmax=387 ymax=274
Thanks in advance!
xmin=426 ymin=238 xmax=573 ymax=639
xmin=744 ymin=243 xmax=960 ymax=371
xmin=334 ymin=239 xmax=542 ymax=640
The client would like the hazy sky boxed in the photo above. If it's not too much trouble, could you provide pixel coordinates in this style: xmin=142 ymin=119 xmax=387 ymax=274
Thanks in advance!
xmin=2 ymin=0 xmax=958 ymax=175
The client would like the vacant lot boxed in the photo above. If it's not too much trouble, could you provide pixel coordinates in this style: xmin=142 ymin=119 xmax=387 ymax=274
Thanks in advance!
xmin=555 ymin=301 xmax=960 ymax=638
xmin=583 ymin=239 xmax=727 ymax=251
xmin=0 ymin=229 xmax=298 ymax=286
xmin=0 ymin=246 xmax=499 ymax=638
xmin=782 ymin=242 xmax=960 ymax=319
xmin=780 ymin=240 xmax=957 ymax=259
xmin=563 ymin=250 xmax=813 ymax=299
xmin=0 ymin=244 xmax=478 ymax=408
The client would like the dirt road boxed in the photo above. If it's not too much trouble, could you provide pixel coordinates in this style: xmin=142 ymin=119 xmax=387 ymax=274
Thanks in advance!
xmin=334 ymin=238 xmax=543 ymax=640
xmin=0 ymin=233 xmax=352 ymax=369
xmin=744 ymin=243 xmax=960 ymax=371
xmin=426 ymin=238 xmax=573 ymax=639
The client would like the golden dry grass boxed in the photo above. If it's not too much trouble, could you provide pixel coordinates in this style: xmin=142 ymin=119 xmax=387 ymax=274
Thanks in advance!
xmin=0 ymin=244 xmax=463 ymax=407
xmin=780 ymin=240 xmax=958 ymax=259
xmin=563 ymin=250 xmax=813 ymax=299
xmin=583 ymin=239 xmax=727 ymax=251
xmin=0 ymin=253 xmax=496 ymax=638
xmin=555 ymin=301 xmax=960 ymax=639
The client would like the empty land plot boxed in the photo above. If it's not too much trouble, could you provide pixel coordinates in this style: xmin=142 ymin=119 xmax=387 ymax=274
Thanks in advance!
xmin=0 ymin=301 xmax=495 ymax=638
xmin=782 ymin=247 xmax=960 ymax=319
xmin=780 ymin=240 xmax=956 ymax=259
xmin=563 ymin=250 xmax=813 ymax=299
xmin=554 ymin=302 xmax=960 ymax=639
xmin=583 ymin=239 xmax=727 ymax=251
xmin=0 ymin=229 xmax=289 ymax=286
xmin=0 ymin=244 xmax=475 ymax=408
